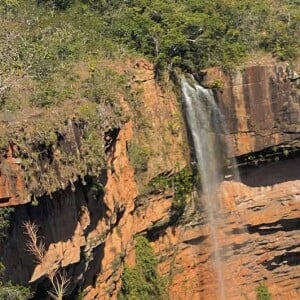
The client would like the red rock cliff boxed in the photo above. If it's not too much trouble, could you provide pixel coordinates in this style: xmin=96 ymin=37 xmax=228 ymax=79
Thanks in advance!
xmin=203 ymin=57 xmax=300 ymax=156
xmin=0 ymin=58 xmax=299 ymax=300
xmin=151 ymin=180 xmax=300 ymax=300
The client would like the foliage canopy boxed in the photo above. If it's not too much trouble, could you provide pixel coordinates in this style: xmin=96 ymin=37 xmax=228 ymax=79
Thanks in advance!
xmin=87 ymin=0 xmax=300 ymax=72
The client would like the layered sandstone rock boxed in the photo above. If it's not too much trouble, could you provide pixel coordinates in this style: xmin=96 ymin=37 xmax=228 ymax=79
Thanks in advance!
xmin=0 ymin=145 xmax=29 ymax=207
xmin=151 ymin=180 xmax=300 ymax=300
xmin=0 ymin=60 xmax=187 ymax=299
xmin=203 ymin=57 xmax=300 ymax=156
xmin=0 ymin=58 xmax=299 ymax=300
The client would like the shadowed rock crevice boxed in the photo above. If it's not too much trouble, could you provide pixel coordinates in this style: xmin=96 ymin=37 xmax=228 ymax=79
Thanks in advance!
xmin=0 ymin=174 xmax=109 ymax=286
xmin=82 ymin=243 xmax=106 ymax=289
xmin=262 ymin=250 xmax=300 ymax=271
xmin=82 ymin=173 xmax=109 ymax=235
xmin=238 ymin=147 xmax=300 ymax=187
xmin=247 ymin=218 xmax=300 ymax=235
xmin=183 ymin=235 xmax=208 ymax=246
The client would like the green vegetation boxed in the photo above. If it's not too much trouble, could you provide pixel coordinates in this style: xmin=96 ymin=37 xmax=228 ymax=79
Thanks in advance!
xmin=256 ymin=282 xmax=271 ymax=300
xmin=0 ymin=263 xmax=32 ymax=299
xmin=0 ymin=207 xmax=14 ymax=241
xmin=89 ymin=0 xmax=300 ymax=72
xmin=0 ymin=0 xmax=132 ymax=196
xmin=0 ymin=0 xmax=129 ymax=111
xmin=119 ymin=236 xmax=167 ymax=300
xmin=0 ymin=0 xmax=299 ymax=195
xmin=2 ymin=0 xmax=298 ymax=101
xmin=127 ymin=142 xmax=151 ymax=174
xmin=0 ymin=209 xmax=30 ymax=299
xmin=149 ymin=167 xmax=194 ymax=215
xmin=210 ymin=79 xmax=225 ymax=90
xmin=241 ymin=145 xmax=298 ymax=167
xmin=83 ymin=176 xmax=104 ymax=201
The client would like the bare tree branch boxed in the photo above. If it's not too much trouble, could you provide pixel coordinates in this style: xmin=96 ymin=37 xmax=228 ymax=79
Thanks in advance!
xmin=23 ymin=220 xmax=70 ymax=299
xmin=48 ymin=270 xmax=70 ymax=300
xmin=23 ymin=221 xmax=45 ymax=264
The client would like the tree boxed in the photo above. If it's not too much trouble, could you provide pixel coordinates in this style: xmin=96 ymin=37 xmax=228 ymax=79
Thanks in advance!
xmin=23 ymin=221 xmax=70 ymax=300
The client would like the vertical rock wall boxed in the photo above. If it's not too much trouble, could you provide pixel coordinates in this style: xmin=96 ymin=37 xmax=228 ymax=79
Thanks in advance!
xmin=0 ymin=60 xmax=188 ymax=299
xmin=151 ymin=181 xmax=300 ymax=300
xmin=203 ymin=57 xmax=300 ymax=156
xmin=0 ymin=58 xmax=299 ymax=300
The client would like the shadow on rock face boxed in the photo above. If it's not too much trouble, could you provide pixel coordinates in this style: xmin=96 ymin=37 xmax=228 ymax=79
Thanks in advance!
xmin=239 ymin=156 xmax=300 ymax=187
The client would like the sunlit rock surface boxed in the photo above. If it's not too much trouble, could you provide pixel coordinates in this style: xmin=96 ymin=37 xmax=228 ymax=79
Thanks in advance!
xmin=0 ymin=59 xmax=299 ymax=299
xmin=203 ymin=56 xmax=300 ymax=156
xmin=151 ymin=180 xmax=300 ymax=300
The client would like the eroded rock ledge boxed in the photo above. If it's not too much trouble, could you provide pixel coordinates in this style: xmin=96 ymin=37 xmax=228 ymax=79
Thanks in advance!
xmin=152 ymin=180 xmax=300 ymax=300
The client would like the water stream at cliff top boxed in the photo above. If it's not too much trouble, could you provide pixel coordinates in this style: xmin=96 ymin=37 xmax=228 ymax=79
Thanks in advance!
xmin=181 ymin=76 xmax=234 ymax=300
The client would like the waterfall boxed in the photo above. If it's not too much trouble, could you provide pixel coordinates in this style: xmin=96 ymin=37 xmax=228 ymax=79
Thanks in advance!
xmin=181 ymin=76 xmax=233 ymax=300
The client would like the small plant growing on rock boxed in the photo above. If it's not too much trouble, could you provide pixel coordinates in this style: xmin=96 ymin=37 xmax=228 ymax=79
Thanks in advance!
xmin=23 ymin=221 xmax=46 ymax=264
xmin=127 ymin=142 xmax=150 ymax=174
xmin=0 ymin=207 xmax=14 ymax=241
xmin=256 ymin=282 xmax=271 ymax=300
xmin=0 ymin=263 xmax=33 ymax=299
xmin=211 ymin=79 xmax=224 ymax=90
xmin=47 ymin=270 xmax=70 ymax=300
xmin=148 ymin=167 xmax=194 ymax=220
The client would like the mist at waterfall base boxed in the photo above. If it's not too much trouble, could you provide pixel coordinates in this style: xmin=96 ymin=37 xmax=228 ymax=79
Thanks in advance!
xmin=181 ymin=76 xmax=239 ymax=300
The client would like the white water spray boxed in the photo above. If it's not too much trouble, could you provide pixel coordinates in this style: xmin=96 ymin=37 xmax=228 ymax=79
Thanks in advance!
xmin=181 ymin=76 xmax=233 ymax=300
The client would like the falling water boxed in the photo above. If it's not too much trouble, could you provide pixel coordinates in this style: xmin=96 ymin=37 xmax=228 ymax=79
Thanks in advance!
xmin=181 ymin=76 xmax=233 ymax=300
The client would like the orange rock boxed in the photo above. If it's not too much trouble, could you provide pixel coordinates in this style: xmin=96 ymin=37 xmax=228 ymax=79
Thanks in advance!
xmin=150 ymin=180 xmax=300 ymax=300
xmin=0 ymin=144 xmax=29 ymax=207
xmin=203 ymin=61 xmax=300 ymax=156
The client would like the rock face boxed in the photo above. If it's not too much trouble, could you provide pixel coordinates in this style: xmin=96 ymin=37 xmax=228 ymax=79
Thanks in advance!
xmin=0 ymin=58 xmax=299 ymax=300
xmin=0 ymin=60 xmax=187 ymax=299
xmin=153 ymin=180 xmax=300 ymax=300
xmin=203 ymin=57 xmax=300 ymax=156
xmin=0 ymin=145 xmax=28 ymax=207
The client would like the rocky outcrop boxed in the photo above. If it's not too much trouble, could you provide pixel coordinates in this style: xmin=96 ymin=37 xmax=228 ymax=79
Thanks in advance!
xmin=203 ymin=56 xmax=300 ymax=156
xmin=0 ymin=57 xmax=299 ymax=300
xmin=0 ymin=60 xmax=187 ymax=299
xmin=0 ymin=145 xmax=28 ymax=207
xmin=151 ymin=180 xmax=300 ymax=300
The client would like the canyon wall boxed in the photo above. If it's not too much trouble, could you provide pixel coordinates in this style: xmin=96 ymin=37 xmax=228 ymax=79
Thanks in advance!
xmin=0 ymin=58 xmax=299 ymax=299
xmin=152 ymin=180 xmax=300 ymax=300
xmin=203 ymin=56 xmax=300 ymax=156
xmin=0 ymin=60 xmax=188 ymax=299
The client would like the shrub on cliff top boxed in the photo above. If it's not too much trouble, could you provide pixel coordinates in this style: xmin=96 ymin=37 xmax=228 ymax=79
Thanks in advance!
xmin=0 ymin=0 xmax=130 ymax=196
xmin=98 ymin=0 xmax=300 ymax=72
